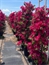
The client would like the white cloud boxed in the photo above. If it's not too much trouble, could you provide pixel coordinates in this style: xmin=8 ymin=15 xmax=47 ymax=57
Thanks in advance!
xmin=2 ymin=9 xmax=11 ymax=13
xmin=2 ymin=9 xmax=11 ymax=16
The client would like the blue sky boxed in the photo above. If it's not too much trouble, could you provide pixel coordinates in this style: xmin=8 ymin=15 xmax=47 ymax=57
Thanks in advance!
xmin=0 ymin=0 xmax=49 ymax=16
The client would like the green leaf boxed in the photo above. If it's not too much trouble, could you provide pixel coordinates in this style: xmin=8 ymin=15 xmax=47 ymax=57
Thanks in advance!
xmin=18 ymin=21 xmax=23 ymax=25
xmin=28 ymin=55 xmax=31 ymax=58
xmin=34 ymin=60 xmax=38 ymax=65
xmin=32 ymin=41 xmax=35 ymax=44
xmin=28 ymin=38 xmax=32 ymax=40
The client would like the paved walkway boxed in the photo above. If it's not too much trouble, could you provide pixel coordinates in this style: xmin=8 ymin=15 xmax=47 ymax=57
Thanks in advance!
xmin=1 ymin=21 xmax=25 ymax=65
xmin=2 ymin=41 xmax=24 ymax=65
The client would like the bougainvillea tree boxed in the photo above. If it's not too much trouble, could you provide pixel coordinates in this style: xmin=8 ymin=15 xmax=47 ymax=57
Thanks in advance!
xmin=0 ymin=10 xmax=6 ymax=38
xmin=9 ymin=2 xmax=34 ymax=44
xmin=9 ymin=12 xmax=16 ymax=33
xmin=15 ymin=2 xmax=34 ymax=46
xmin=27 ymin=7 xmax=48 ymax=65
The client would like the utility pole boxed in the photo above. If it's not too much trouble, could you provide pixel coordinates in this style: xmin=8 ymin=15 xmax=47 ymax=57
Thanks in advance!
xmin=38 ymin=0 xmax=40 ymax=7
xmin=44 ymin=0 xmax=47 ymax=11
xmin=38 ymin=0 xmax=43 ymax=7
